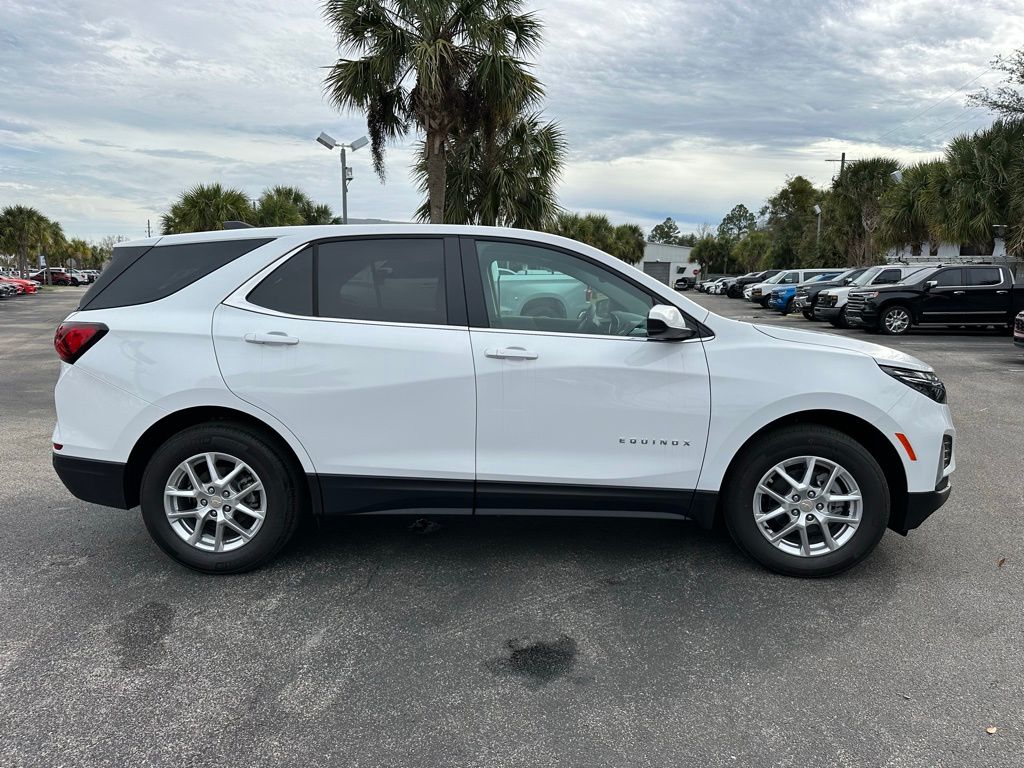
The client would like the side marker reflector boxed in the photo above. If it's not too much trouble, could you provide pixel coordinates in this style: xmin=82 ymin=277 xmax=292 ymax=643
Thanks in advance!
xmin=895 ymin=433 xmax=917 ymax=461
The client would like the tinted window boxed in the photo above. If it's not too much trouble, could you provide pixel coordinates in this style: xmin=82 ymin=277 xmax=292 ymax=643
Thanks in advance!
xmin=78 ymin=245 xmax=151 ymax=309
xmin=933 ymin=268 xmax=963 ymax=286
xmin=247 ymin=247 xmax=313 ymax=315
xmin=475 ymin=240 xmax=653 ymax=336
xmin=317 ymin=239 xmax=446 ymax=325
xmin=875 ymin=269 xmax=901 ymax=284
xmin=967 ymin=267 xmax=1002 ymax=286
xmin=83 ymin=239 xmax=272 ymax=311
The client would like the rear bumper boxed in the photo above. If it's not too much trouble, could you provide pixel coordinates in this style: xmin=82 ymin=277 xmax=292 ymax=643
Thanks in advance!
xmin=891 ymin=477 xmax=952 ymax=535
xmin=52 ymin=453 xmax=131 ymax=509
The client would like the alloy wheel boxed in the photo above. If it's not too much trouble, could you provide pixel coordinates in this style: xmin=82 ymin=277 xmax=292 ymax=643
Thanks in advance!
xmin=752 ymin=455 xmax=862 ymax=557
xmin=163 ymin=452 xmax=267 ymax=553
xmin=883 ymin=307 xmax=910 ymax=334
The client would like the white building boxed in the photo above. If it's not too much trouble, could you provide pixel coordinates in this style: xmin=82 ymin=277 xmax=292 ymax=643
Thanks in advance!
xmin=886 ymin=239 xmax=1020 ymax=278
xmin=639 ymin=242 xmax=700 ymax=286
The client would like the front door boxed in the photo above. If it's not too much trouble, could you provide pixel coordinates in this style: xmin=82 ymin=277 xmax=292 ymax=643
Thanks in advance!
xmin=214 ymin=236 xmax=476 ymax=514
xmin=462 ymin=237 xmax=711 ymax=517
xmin=919 ymin=267 xmax=966 ymax=323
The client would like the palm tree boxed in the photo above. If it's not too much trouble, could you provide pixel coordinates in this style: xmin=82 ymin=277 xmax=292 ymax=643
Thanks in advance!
xmin=545 ymin=212 xmax=647 ymax=264
xmin=253 ymin=186 xmax=308 ymax=227
xmin=879 ymin=160 xmax=944 ymax=254
xmin=412 ymin=112 xmax=565 ymax=228
xmin=322 ymin=0 xmax=544 ymax=223
xmin=161 ymin=184 xmax=253 ymax=234
xmin=829 ymin=157 xmax=900 ymax=264
xmin=0 ymin=205 xmax=51 ymax=278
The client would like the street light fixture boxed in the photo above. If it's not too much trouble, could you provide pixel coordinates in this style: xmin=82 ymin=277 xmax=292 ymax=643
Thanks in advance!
xmin=890 ymin=170 xmax=903 ymax=183
xmin=315 ymin=132 xmax=369 ymax=224
xmin=813 ymin=204 xmax=822 ymax=245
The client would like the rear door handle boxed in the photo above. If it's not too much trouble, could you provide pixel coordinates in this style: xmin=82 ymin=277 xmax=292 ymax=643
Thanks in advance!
xmin=485 ymin=346 xmax=538 ymax=360
xmin=244 ymin=332 xmax=299 ymax=346
xmin=996 ymin=290 xmax=1008 ymax=294
xmin=952 ymin=290 xmax=965 ymax=295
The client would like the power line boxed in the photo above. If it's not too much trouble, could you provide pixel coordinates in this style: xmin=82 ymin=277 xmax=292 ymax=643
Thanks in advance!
xmin=916 ymin=108 xmax=987 ymax=143
xmin=875 ymin=66 xmax=993 ymax=144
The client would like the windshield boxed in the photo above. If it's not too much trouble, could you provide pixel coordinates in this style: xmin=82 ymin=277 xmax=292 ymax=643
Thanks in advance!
xmin=851 ymin=266 xmax=884 ymax=286
xmin=897 ymin=267 xmax=932 ymax=284
xmin=763 ymin=271 xmax=789 ymax=285
xmin=803 ymin=273 xmax=837 ymax=284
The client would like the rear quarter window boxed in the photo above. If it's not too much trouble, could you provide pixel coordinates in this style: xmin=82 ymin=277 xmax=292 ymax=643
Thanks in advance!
xmin=81 ymin=238 xmax=273 ymax=311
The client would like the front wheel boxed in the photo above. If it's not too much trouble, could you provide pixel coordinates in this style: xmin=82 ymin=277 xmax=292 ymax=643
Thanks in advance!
xmin=722 ymin=425 xmax=889 ymax=577
xmin=879 ymin=304 xmax=912 ymax=335
xmin=140 ymin=423 xmax=303 ymax=573
xmin=803 ymin=310 xmax=814 ymax=320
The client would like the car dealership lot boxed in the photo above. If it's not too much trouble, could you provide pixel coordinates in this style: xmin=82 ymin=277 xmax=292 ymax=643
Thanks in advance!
xmin=1 ymin=289 xmax=1022 ymax=767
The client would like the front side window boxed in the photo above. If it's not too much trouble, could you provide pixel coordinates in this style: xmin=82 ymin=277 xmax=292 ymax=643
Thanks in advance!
xmin=317 ymin=239 xmax=447 ymax=325
xmin=933 ymin=268 xmax=963 ymax=287
xmin=875 ymin=269 xmax=901 ymax=284
xmin=475 ymin=240 xmax=654 ymax=336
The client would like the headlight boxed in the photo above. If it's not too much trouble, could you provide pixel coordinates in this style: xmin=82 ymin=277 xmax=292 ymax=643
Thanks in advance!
xmin=880 ymin=365 xmax=946 ymax=404
xmin=858 ymin=291 xmax=879 ymax=299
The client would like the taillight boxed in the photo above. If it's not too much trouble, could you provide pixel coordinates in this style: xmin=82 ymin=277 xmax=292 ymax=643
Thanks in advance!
xmin=54 ymin=322 xmax=108 ymax=364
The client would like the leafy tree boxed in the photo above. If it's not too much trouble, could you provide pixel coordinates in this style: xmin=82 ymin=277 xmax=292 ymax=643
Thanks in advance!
xmin=413 ymin=112 xmax=565 ymax=228
xmin=0 ymin=205 xmax=53 ymax=277
xmin=716 ymin=204 xmax=756 ymax=241
xmin=760 ymin=176 xmax=822 ymax=268
xmin=90 ymin=235 xmax=128 ymax=269
xmin=649 ymin=217 xmax=682 ymax=244
xmin=161 ymin=184 xmax=253 ymax=234
xmin=730 ymin=230 xmax=772 ymax=272
xmin=545 ymin=212 xmax=646 ymax=264
xmin=969 ymin=50 xmax=1024 ymax=118
xmin=690 ymin=235 xmax=733 ymax=274
xmin=322 ymin=0 xmax=544 ymax=223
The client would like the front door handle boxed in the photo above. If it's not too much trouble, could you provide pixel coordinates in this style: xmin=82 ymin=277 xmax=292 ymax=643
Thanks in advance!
xmin=244 ymin=331 xmax=300 ymax=346
xmin=996 ymin=290 xmax=1008 ymax=294
xmin=485 ymin=346 xmax=538 ymax=360
xmin=952 ymin=290 xmax=965 ymax=295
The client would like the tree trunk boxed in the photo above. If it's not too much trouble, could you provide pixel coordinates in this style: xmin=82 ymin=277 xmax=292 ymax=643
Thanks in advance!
xmin=426 ymin=130 xmax=447 ymax=224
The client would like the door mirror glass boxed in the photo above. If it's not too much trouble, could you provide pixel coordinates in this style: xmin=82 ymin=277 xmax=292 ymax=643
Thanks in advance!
xmin=647 ymin=305 xmax=695 ymax=341
xmin=924 ymin=280 xmax=938 ymax=291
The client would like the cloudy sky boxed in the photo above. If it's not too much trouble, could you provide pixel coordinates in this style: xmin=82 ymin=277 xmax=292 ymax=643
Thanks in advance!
xmin=1 ymin=0 xmax=1021 ymax=241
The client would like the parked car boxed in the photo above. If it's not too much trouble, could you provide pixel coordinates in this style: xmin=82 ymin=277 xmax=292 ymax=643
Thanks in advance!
xmin=728 ymin=270 xmax=782 ymax=299
xmin=1014 ymin=311 xmax=1024 ymax=351
xmin=767 ymin=271 xmax=845 ymax=315
xmin=28 ymin=268 xmax=75 ymax=286
xmin=69 ymin=269 xmax=93 ymax=285
xmin=0 ymin=281 xmax=18 ymax=299
xmin=1 ymin=276 xmax=39 ymax=294
xmin=814 ymin=265 xmax=926 ymax=328
xmin=709 ymin=277 xmax=733 ymax=295
xmin=793 ymin=268 xmax=867 ymax=320
xmin=747 ymin=269 xmax=839 ymax=307
xmin=673 ymin=276 xmax=693 ymax=291
xmin=845 ymin=264 xmax=1024 ymax=335
xmin=52 ymin=225 xmax=954 ymax=578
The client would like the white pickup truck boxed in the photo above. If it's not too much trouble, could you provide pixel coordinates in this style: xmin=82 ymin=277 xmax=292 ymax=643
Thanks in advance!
xmin=492 ymin=265 xmax=590 ymax=319
xmin=814 ymin=265 xmax=927 ymax=327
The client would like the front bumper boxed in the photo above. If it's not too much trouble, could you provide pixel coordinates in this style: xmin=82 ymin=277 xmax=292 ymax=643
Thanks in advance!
xmin=814 ymin=306 xmax=841 ymax=322
xmin=52 ymin=453 xmax=131 ymax=509
xmin=844 ymin=308 xmax=879 ymax=327
xmin=892 ymin=477 xmax=952 ymax=535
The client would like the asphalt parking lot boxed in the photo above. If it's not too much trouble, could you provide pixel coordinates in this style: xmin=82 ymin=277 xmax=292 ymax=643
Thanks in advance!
xmin=1 ymin=288 xmax=1022 ymax=768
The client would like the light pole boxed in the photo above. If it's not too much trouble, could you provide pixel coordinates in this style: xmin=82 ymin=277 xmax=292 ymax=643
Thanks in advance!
xmin=316 ymin=132 xmax=369 ymax=224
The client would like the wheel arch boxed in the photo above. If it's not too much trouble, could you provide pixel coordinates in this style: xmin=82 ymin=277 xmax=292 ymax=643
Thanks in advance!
xmin=123 ymin=405 xmax=320 ymax=513
xmin=715 ymin=409 xmax=908 ymax=532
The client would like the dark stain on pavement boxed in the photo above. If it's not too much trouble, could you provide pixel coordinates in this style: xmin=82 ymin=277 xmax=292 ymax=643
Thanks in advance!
xmin=486 ymin=636 xmax=578 ymax=687
xmin=114 ymin=601 xmax=174 ymax=670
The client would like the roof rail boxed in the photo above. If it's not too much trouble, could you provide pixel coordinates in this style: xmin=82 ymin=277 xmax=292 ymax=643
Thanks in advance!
xmin=223 ymin=221 xmax=254 ymax=230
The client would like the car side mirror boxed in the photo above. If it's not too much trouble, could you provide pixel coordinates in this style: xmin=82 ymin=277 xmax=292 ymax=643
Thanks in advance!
xmin=924 ymin=280 xmax=938 ymax=291
xmin=647 ymin=305 xmax=696 ymax=341
xmin=844 ymin=278 xmax=853 ymax=284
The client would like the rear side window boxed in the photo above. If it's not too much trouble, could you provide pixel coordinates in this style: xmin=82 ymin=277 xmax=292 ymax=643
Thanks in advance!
xmin=317 ymin=239 xmax=446 ymax=325
xmin=967 ymin=267 xmax=1002 ymax=286
xmin=247 ymin=247 xmax=313 ymax=316
xmin=82 ymin=239 xmax=273 ymax=311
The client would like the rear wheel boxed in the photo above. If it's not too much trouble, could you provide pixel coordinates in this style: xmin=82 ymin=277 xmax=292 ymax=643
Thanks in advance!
xmin=140 ymin=423 xmax=302 ymax=573
xmin=722 ymin=425 xmax=889 ymax=577
xmin=879 ymin=304 xmax=912 ymax=335
xmin=521 ymin=298 xmax=565 ymax=319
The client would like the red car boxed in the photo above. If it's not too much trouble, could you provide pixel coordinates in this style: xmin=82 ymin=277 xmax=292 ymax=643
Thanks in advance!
xmin=28 ymin=268 xmax=74 ymax=286
xmin=0 ymin=276 xmax=38 ymax=294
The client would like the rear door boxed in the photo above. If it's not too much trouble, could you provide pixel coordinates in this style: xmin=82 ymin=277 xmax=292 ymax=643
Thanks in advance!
xmin=962 ymin=267 xmax=1008 ymax=322
xmin=214 ymin=236 xmax=476 ymax=514
xmin=462 ymin=236 xmax=711 ymax=516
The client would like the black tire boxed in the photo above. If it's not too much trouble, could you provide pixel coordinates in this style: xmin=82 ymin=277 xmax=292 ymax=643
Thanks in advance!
xmin=722 ymin=424 xmax=890 ymax=577
xmin=727 ymin=286 xmax=740 ymax=299
xmin=140 ymin=423 xmax=303 ymax=573
xmin=879 ymin=303 xmax=912 ymax=335
xmin=828 ymin=307 xmax=848 ymax=329
xmin=521 ymin=298 xmax=566 ymax=319
xmin=781 ymin=297 xmax=794 ymax=315
xmin=802 ymin=310 xmax=814 ymax=321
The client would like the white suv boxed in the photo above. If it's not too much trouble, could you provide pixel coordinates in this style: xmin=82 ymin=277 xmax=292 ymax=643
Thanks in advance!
xmin=52 ymin=226 xmax=955 ymax=576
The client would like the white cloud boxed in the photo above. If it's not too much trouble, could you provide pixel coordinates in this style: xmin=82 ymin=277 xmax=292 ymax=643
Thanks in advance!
xmin=0 ymin=0 xmax=1021 ymax=240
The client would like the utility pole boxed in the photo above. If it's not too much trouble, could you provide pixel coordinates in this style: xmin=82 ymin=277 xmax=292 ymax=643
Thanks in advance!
xmin=146 ymin=220 xmax=152 ymax=238
xmin=826 ymin=151 xmax=847 ymax=178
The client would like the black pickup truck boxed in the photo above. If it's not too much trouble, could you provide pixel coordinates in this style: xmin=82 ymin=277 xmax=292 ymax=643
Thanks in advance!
xmin=845 ymin=264 xmax=1024 ymax=335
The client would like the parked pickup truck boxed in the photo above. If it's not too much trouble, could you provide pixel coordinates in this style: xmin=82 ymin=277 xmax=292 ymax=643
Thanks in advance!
xmin=845 ymin=264 xmax=1024 ymax=335
xmin=492 ymin=266 xmax=590 ymax=319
